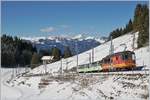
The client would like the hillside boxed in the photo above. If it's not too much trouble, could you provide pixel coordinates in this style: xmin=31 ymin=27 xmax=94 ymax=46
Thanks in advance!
xmin=30 ymin=31 xmax=149 ymax=75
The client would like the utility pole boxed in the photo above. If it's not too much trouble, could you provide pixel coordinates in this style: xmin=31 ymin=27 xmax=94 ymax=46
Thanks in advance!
xmin=75 ymin=41 xmax=78 ymax=72
xmin=109 ymin=36 xmax=114 ymax=55
xmin=86 ymin=52 xmax=92 ymax=68
xmin=66 ymin=58 xmax=68 ymax=71
xmin=109 ymin=36 xmax=114 ymax=71
xmin=132 ymin=33 xmax=135 ymax=51
xmin=89 ymin=53 xmax=91 ymax=64
xmin=44 ymin=61 xmax=47 ymax=74
xmin=17 ymin=64 xmax=19 ymax=76
xmin=25 ymin=65 xmax=28 ymax=73
xmin=60 ymin=58 xmax=63 ymax=75
xmin=92 ymin=48 xmax=94 ymax=63
xmin=12 ymin=69 xmax=14 ymax=78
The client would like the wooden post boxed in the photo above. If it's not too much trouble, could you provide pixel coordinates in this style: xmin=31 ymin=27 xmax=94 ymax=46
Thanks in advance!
xmin=76 ymin=41 xmax=78 ymax=73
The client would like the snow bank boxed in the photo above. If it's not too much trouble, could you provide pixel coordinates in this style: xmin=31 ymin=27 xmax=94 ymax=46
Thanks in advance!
xmin=134 ymin=46 xmax=150 ymax=69
xmin=10 ymin=74 xmax=149 ymax=100
xmin=1 ymin=68 xmax=22 ymax=100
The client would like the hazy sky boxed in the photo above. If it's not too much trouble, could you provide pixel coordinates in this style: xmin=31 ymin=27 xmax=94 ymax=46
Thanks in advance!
xmin=1 ymin=1 xmax=148 ymax=37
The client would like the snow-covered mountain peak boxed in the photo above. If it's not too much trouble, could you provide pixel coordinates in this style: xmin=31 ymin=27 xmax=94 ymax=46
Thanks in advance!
xmin=21 ymin=34 xmax=106 ymax=55
xmin=21 ymin=34 xmax=107 ymax=43
xmin=72 ymin=34 xmax=84 ymax=40
xmin=21 ymin=37 xmax=46 ymax=42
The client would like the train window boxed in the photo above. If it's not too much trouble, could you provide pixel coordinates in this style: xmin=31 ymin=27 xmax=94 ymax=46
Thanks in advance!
xmin=132 ymin=54 xmax=135 ymax=60
xmin=107 ymin=58 xmax=109 ymax=63
xmin=125 ymin=55 xmax=128 ymax=60
xmin=107 ymin=58 xmax=110 ymax=63
xmin=123 ymin=54 xmax=128 ymax=60
xmin=121 ymin=54 xmax=128 ymax=60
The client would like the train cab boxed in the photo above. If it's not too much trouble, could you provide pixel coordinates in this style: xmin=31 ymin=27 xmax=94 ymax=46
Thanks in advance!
xmin=101 ymin=51 xmax=136 ymax=71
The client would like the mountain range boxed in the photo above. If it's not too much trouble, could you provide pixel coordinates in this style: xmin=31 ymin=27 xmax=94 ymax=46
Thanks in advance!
xmin=21 ymin=34 xmax=108 ymax=55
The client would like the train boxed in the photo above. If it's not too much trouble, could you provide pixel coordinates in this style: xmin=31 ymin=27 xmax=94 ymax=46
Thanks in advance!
xmin=78 ymin=51 xmax=136 ymax=73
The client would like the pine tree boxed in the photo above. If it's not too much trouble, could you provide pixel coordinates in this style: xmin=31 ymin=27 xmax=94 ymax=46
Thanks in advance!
xmin=22 ymin=50 xmax=32 ymax=65
xmin=109 ymin=28 xmax=123 ymax=39
xmin=133 ymin=4 xmax=149 ymax=48
xmin=126 ymin=19 xmax=133 ymax=32
xmin=51 ymin=47 xmax=61 ymax=61
xmin=133 ymin=4 xmax=143 ymax=31
xmin=31 ymin=52 xmax=40 ymax=68
xmin=142 ymin=4 xmax=149 ymax=46
xmin=64 ymin=46 xmax=72 ymax=58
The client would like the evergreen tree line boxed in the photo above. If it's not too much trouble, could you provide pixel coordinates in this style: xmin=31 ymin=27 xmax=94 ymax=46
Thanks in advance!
xmin=1 ymin=34 xmax=73 ymax=68
xmin=109 ymin=19 xmax=133 ymax=40
xmin=108 ymin=4 xmax=149 ymax=48
xmin=1 ymin=35 xmax=38 ymax=67
xmin=133 ymin=4 xmax=149 ymax=48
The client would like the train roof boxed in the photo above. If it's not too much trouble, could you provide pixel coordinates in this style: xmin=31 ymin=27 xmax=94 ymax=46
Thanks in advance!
xmin=113 ymin=51 xmax=134 ymax=55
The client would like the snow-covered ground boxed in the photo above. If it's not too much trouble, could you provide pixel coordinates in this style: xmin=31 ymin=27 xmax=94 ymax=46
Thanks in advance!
xmin=1 ymin=70 xmax=149 ymax=100
xmin=1 ymin=68 xmax=22 ymax=100
xmin=135 ymin=46 xmax=150 ymax=69
xmin=1 ymin=32 xmax=149 ymax=100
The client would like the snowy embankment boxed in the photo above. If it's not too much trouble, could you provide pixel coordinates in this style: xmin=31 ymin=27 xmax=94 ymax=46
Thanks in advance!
xmin=3 ymin=71 xmax=149 ymax=100
xmin=1 ymin=68 xmax=42 ymax=100
xmin=29 ymin=74 xmax=149 ymax=100
xmin=134 ymin=46 xmax=150 ymax=69
xmin=1 ymin=68 xmax=22 ymax=100
xmin=31 ymin=31 xmax=149 ymax=74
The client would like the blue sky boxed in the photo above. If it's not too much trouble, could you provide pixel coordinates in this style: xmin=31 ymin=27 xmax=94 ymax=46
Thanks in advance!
xmin=1 ymin=1 xmax=148 ymax=37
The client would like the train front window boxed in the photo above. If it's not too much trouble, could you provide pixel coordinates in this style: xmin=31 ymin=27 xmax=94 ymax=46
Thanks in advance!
xmin=125 ymin=55 xmax=128 ymax=60
xmin=122 ymin=54 xmax=128 ymax=60
xmin=132 ymin=54 xmax=136 ymax=60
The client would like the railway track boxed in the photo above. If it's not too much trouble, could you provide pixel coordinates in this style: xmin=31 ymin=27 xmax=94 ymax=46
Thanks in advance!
xmin=22 ymin=69 xmax=149 ymax=78
xmin=79 ymin=69 xmax=149 ymax=76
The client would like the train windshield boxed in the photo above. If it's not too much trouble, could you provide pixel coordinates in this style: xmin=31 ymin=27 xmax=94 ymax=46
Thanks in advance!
xmin=121 ymin=52 xmax=136 ymax=60
xmin=122 ymin=54 xmax=129 ymax=60
xmin=132 ymin=53 xmax=136 ymax=60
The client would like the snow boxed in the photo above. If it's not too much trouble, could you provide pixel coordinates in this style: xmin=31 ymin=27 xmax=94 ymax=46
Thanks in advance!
xmin=72 ymin=34 xmax=83 ymax=40
xmin=95 ymin=38 xmax=106 ymax=43
xmin=134 ymin=46 xmax=150 ymax=69
xmin=21 ymin=37 xmax=46 ymax=42
xmin=85 ymin=36 xmax=95 ymax=40
xmin=41 ymin=56 xmax=54 ymax=60
xmin=2 ymin=73 xmax=148 ymax=100
xmin=1 ymin=68 xmax=22 ymax=100
xmin=1 ymin=31 xmax=149 ymax=100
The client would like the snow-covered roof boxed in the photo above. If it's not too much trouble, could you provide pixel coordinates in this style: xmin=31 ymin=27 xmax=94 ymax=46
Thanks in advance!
xmin=41 ymin=56 xmax=54 ymax=61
